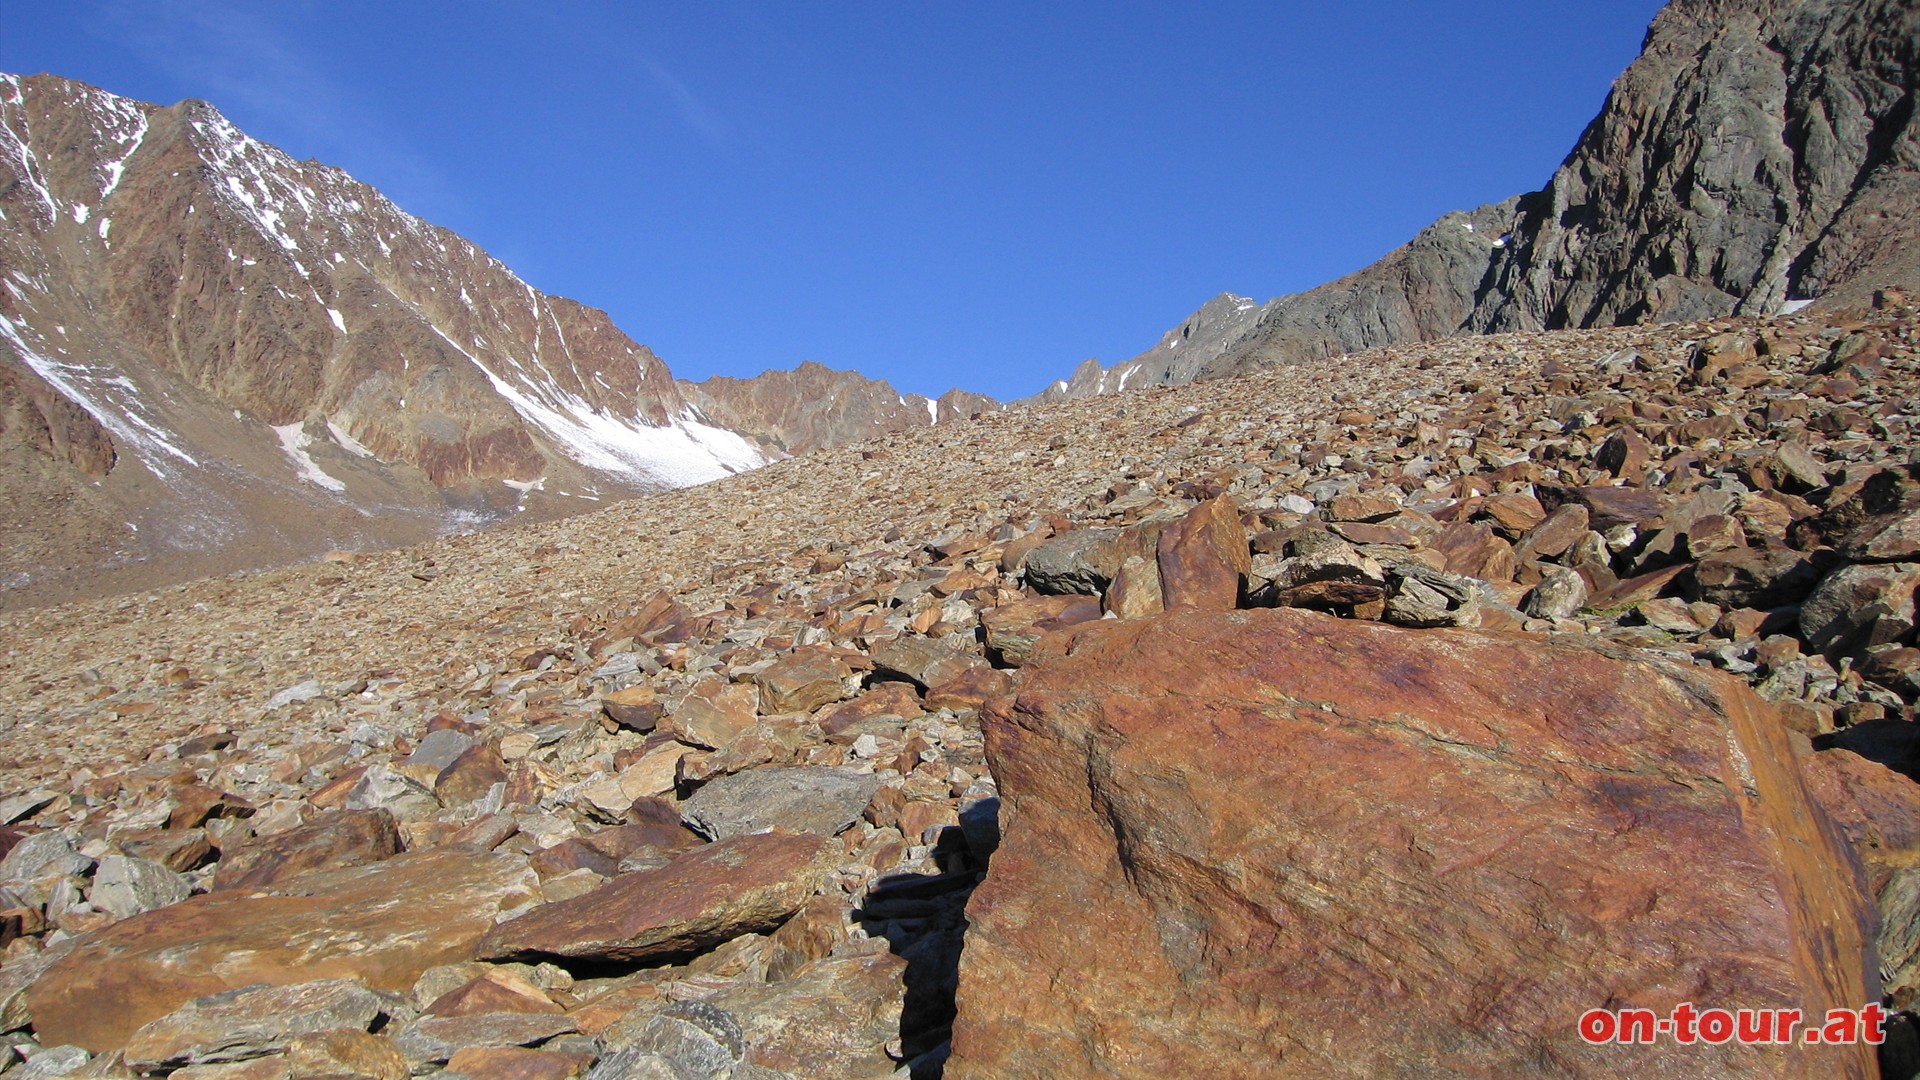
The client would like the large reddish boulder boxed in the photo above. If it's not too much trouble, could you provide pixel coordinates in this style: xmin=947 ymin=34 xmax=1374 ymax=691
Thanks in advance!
xmin=948 ymin=609 xmax=1877 ymax=1079
xmin=29 ymin=848 xmax=539 ymax=1052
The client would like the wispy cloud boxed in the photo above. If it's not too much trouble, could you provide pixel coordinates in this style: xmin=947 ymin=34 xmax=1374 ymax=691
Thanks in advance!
xmin=637 ymin=56 xmax=732 ymax=149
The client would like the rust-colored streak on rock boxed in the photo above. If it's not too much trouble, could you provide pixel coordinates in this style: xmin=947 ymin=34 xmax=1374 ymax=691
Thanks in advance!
xmin=948 ymin=608 xmax=1876 ymax=1079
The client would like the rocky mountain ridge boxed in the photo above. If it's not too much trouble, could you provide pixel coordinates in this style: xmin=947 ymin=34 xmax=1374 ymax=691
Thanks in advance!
xmin=0 ymin=297 xmax=1915 ymax=1075
xmin=1049 ymin=0 xmax=1920 ymax=400
xmin=0 ymin=74 xmax=988 ymax=608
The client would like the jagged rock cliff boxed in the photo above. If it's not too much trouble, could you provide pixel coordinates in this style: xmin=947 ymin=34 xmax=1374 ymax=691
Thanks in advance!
xmin=1052 ymin=0 xmax=1919 ymax=398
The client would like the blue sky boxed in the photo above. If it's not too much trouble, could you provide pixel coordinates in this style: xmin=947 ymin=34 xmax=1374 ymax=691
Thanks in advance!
xmin=4 ymin=1 xmax=1668 ymax=400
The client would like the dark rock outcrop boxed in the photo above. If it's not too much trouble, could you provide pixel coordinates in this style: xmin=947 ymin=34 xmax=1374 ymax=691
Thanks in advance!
xmin=1047 ymin=0 xmax=1920 ymax=398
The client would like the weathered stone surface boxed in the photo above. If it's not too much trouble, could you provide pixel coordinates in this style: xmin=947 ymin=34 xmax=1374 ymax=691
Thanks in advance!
xmin=979 ymin=594 xmax=1102 ymax=666
xmin=123 ymin=979 xmax=386 ymax=1069
xmin=30 ymin=847 xmax=538 ymax=1051
xmin=1799 ymin=562 xmax=1920 ymax=653
xmin=753 ymin=648 xmax=852 ymax=715
xmin=1524 ymin=566 xmax=1590 ymax=619
xmin=665 ymin=680 xmax=759 ymax=750
xmin=1153 ymin=496 xmax=1249 ymax=610
xmin=285 ymin=1029 xmax=410 ymax=1080
xmin=89 ymin=854 xmax=190 ymax=919
xmin=1022 ymin=528 xmax=1127 ymax=595
xmin=0 ymin=833 xmax=91 ymax=883
xmin=435 ymin=742 xmax=511 ymax=804
xmin=1540 ymin=485 xmax=1666 ymax=532
xmin=424 ymin=969 xmax=562 ymax=1017
xmin=601 ymin=684 xmax=664 ymax=732
xmin=949 ymin=609 xmax=1876 ymax=1079
xmin=1430 ymin=521 xmax=1518 ymax=582
xmin=444 ymin=1045 xmax=594 ymax=1080
xmin=870 ymin=637 xmax=978 ymax=691
xmin=213 ymin=809 xmax=400 ymax=890
xmin=681 ymin=766 xmax=882 ymax=840
xmin=1102 ymin=554 xmax=1164 ymax=619
xmin=708 ymin=950 xmax=908 ymax=1078
xmin=478 ymin=831 xmax=836 ymax=964
xmin=344 ymin=763 xmax=441 ymax=821
xmin=390 ymin=1013 xmax=580 ymax=1064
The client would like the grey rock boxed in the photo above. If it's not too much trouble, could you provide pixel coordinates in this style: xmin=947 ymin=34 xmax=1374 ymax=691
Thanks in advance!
xmin=1383 ymin=567 xmax=1481 ymax=629
xmin=406 ymin=728 xmax=478 ymax=774
xmin=609 ymin=1001 xmax=746 ymax=1079
xmin=344 ymin=763 xmax=442 ymax=821
xmin=1799 ymin=562 xmax=1920 ymax=654
xmin=0 ymin=791 xmax=56 ymax=826
xmin=89 ymin=854 xmax=191 ymax=919
xmin=682 ymin=767 xmax=882 ymax=841
xmin=389 ymin=1013 xmax=580 ymax=1063
xmin=18 ymin=1045 xmax=89 ymax=1080
xmin=122 ymin=979 xmax=386 ymax=1068
xmin=265 ymin=679 xmax=324 ymax=710
xmin=1022 ymin=528 xmax=1125 ymax=595
xmin=1524 ymin=567 xmax=1590 ymax=621
xmin=0 ymin=834 xmax=92 ymax=884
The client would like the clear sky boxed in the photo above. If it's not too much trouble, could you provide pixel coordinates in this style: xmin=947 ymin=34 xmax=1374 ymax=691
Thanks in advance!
xmin=4 ymin=1 xmax=1668 ymax=401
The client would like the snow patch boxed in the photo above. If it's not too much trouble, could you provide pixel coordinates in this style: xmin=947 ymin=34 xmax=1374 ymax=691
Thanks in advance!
xmin=503 ymin=477 xmax=545 ymax=493
xmin=71 ymin=203 xmax=89 ymax=224
xmin=424 ymin=323 xmax=767 ymax=485
xmin=326 ymin=419 xmax=375 ymax=458
xmin=272 ymin=422 xmax=347 ymax=491
xmin=1778 ymin=298 xmax=1816 ymax=315
xmin=925 ymin=397 xmax=939 ymax=425
xmin=326 ymin=307 xmax=346 ymax=333
xmin=0 ymin=316 xmax=198 ymax=479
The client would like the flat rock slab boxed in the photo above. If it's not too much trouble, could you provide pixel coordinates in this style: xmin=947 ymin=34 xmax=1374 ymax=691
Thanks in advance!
xmin=948 ymin=608 xmax=1877 ymax=1079
xmin=29 ymin=847 xmax=538 ymax=1052
xmin=478 ymin=831 xmax=837 ymax=964
xmin=681 ymin=766 xmax=882 ymax=840
xmin=124 ymin=978 xmax=386 ymax=1069
xmin=212 ymin=808 xmax=399 ymax=891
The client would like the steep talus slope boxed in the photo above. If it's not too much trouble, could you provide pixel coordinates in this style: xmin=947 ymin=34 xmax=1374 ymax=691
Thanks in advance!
xmin=680 ymin=361 xmax=1001 ymax=456
xmin=1054 ymin=0 xmax=1919 ymax=399
xmin=0 ymin=305 xmax=1914 ymax=1072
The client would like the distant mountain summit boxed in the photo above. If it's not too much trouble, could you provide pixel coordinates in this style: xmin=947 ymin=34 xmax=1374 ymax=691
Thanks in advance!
xmin=0 ymin=73 xmax=985 ymax=602
xmin=1051 ymin=0 xmax=1920 ymax=398
xmin=682 ymin=360 xmax=1000 ymax=457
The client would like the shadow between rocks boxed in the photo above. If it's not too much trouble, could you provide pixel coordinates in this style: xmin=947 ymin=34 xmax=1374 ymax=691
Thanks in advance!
xmin=857 ymin=796 xmax=1000 ymax=1079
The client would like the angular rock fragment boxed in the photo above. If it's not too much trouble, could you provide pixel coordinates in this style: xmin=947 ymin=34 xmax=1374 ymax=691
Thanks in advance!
xmin=123 ymin=979 xmax=388 ymax=1070
xmin=478 ymin=831 xmax=836 ymax=964
xmin=1154 ymin=496 xmax=1249 ymax=610
xmin=979 ymin=594 xmax=1102 ymax=666
xmin=213 ymin=809 xmax=400 ymax=891
xmin=90 ymin=854 xmax=191 ymax=920
xmin=681 ymin=766 xmax=882 ymax=840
